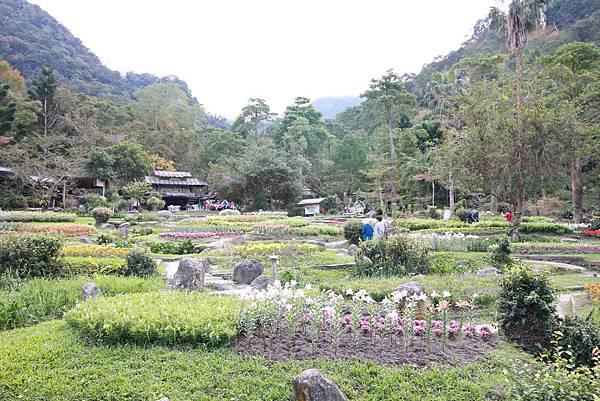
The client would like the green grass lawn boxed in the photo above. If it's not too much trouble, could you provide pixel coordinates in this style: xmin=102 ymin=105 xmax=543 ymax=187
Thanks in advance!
xmin=549 ymin=273 xmax=600 ymax=290
xmin=0 ymin=319 xmax=530 ymax=401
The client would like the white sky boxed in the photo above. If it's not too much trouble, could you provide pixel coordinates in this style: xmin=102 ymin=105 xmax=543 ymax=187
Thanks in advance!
xmin=29 ymin=0 xmax=502 ymax=118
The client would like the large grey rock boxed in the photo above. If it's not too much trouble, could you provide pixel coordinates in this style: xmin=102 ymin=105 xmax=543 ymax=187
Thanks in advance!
xmin=307 ymin=240 xmax=327 ymax=249
xmin=157 ymin=210 xmax=175 ymax=219
xmin=293 ymin=369 xmax=347 ymax=401
xmin=233 ymin=260 xmax=264 ymax=284
xmin=393 ymin=281 xmax=426 ymax=297
xmin=79 ymin=236 xmax=92 ymax=244
xmin=364 ymin=211 xmax=377 ymax=218
xmin=250 ymin=275 xmax=273 ymax=290
xmin=100 ymin=223 xmax=113 ymax=229
xmin=348 ymin=244 xmax=359 ymax=256
xmin=169 ymin=258 xmax=208 ymax=290
xmin=476 ymin=267 xmax=503 ymax=277
xmin=82 ymin=283 xmax=103 ymax=301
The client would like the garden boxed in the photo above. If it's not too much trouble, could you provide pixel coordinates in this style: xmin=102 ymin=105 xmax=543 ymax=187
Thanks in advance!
xmin=0 ymin=208 xmax=599 ymax=401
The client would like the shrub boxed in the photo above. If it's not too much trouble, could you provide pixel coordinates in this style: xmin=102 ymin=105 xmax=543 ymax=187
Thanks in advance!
xmin=490 ymin=237 xmax=512 ymax=267
xmin=146 ymin=196 xmax=165 ymax=211
xmin=80 ymin=194 xmax=109 ymax=211
xmin=588 ymin=218 xmax=600 ymax=231
xmin=555 ymin=316 xmax=600 ymax=367
xmin=124 ymin=249 xmax=156 ymax=277
xmin=429 ymin=252 xmax=491 ymax=274
xmin=0 ymin=234 xmax=63 ymax=278
xmin=508 ymin=336 xmax=599 ymax=401
xmin=320 ymin=194 xmax=341 ymax=213
xmin=0 ymin=275 xmax=164 ymax=330
xmin=91 ymin=207 xmax=112 ymax=225
xmin=63 ymin=257 xmax=124 ymax=276
xmin=148 ymin=240 xmax=203 ymax=255
xmin=344 ymin=219 xmax=363 ymax=245
xmin=219 ymin=209 xmax=241 ymax=216
xmin=294 ymin=225 xmax=342 ymax=236
xmin=355 ymin=235 xmax=429 ymax=277
xmin=0 ymin=211 xmax=76 ymax=223
xmin=498 ymin=267 xmax=556 ymax=350
xmin=65 ymin=292 xmax=241 ymax=346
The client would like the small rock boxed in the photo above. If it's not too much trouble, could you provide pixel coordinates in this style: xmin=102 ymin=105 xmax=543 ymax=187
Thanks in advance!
xmin=205 ymin=256 xmax=218 ymax=265
xmin=233 ymin=260 xmax=264 ymax=284
xmin=393 ymin=281 xmax=426 ymax=297
xmin=82 ymin=283 xmax=103 ymax=301
xmin=364 ymin=211 xmax=377 ymax=218
xmin=348 ymin=244 xmax=359 ymax=256
xmin=250 ymin=275 xmax=273 ymax=290
xmin=118 ymin=222 xmax=131 ymax=228
xmin=476 ymin=267 xmax=503 ymax=277
xmin=79 ymin=236 xmax=92 ymax=244
xmin=293 ymin=369 xmax=347 ymax=401
xmin=100 ymin=223 xmax=113 ymax=229
xmin=168 ymin=258 xmax=208 ymax=290
xmin=157 ymin=210 xmax=175 ymax=219
xmin=107 ymin=243 xmax=116 ymax=248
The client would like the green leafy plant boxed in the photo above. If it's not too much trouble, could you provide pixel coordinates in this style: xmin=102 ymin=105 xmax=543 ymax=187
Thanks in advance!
xmin=91 ymin=207 xmax=112 ymax=225
xmin=498 ymin=267 xmax=556 ymax=350
xmin=555 ymin=316 xmax=600 ymax=367
xmin=65 ymin=292 xmax=241 ymax=347
xmin=0 ymin=234 xmax=63 ymax=278
xmin=490 ymin=237 xmax=512 ymax=267
xmin=344 ymin=219 xmax=363 ymax=245
xmin=124 ymin=248 xmax=156 ymax=277
xmin=355 ymin=235 xmax=429 ymax=277
xmin=146 ymin=196 xmax=165 ymax=211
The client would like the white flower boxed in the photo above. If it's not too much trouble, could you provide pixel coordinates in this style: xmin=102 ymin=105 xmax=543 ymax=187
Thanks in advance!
xmin=431 ymin=290 xmax=439 ymax=298
xmin=305 ymin=284 xmax=313 ymax=290
xmin=415 ymin=293 xmax=428 ymax=302
xmin=290 ymin=280 xmax=298 ymax=288
xmin=443 ymin=290 xmax=451 ymax=298
xmin=346 ymin=288 xmax=354 ymax=296
xmin=472 ymin=293 xmax=479 ymax=298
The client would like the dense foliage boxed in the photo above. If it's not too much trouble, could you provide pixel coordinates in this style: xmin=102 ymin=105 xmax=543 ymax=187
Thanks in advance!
xmin=65 ymin=292 xmax=241 ymax=346
xmin=355 ymin=235 xmax=429 ymax=277
xmin=0 ymin=233 xmax=63 ymax=278
xmin=124 ymin=249 xmax=156 ymax=277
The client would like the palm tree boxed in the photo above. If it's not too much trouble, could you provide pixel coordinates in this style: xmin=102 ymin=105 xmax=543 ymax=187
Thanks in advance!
xmin=493 ymin=0 xmax=548 ymax=104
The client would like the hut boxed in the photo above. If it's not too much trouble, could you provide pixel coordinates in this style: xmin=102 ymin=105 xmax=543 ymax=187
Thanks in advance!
xmin=144 ymin=170 xmax=207 ymax=207
xmin=298 ymin=198 xmax=326 ymax=216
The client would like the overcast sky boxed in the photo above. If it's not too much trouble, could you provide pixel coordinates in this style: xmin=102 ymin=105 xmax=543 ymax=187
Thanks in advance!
xmin=29 ymin=0 xmax=502 ymax=118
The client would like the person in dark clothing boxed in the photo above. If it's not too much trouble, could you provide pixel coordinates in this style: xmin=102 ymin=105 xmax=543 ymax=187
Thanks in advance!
xmin=467 ymin=211 xmax=479 ymax=224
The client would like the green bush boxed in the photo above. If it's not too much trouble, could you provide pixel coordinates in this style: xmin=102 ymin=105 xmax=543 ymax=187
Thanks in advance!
xmin=0 ymin=275 xmax=164 ymax=330
xmin=355 ymin=235 xmax=429 ymax=277
xmin=508 ymin=337 xmax=600 ymax=401
xmin=344 ymin=219 xmax=363 ymax=245
xmin=63 ymin=257 xmax=124 ymax=276
xmin=124 ymin=249 xmax=156 ymax=277
xmin=320 ymin=194 xmax=341 ymax=213
xmin=490 ymin=237 xmax=512 ymax=267
xmin=588 ymin=218 xmax=600 ymax=230
xmin=91 ymin=207 xmax=112 ymax=225
xmin=0 ymin=211 xmax=76 ymax=223
xmin=498 ymin=267 xmax=556 ymax=350
xmin=294 ymin=225 xmax=342 ymax=236
xmin=146 ymin=196 xmax=165 ymax=211
xmin=555 ymin=316 xmax=600 ymax=367
xmin=80 ymin=194 xmax=109 ymax=211
xmin=65 ymin=292 xmax=241 ymax=347
xmin=0 ymin=234 xmax=64 ymax=278
xmin=148 ymin=240 xmax=202 ymax=255
xmin=429 ymin=252 xmax=491 ymax=274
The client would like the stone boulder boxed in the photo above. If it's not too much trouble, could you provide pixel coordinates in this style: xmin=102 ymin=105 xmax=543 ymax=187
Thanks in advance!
xmin=82 ymin=283 xmax=103 ymax=301
xmin=364 ymin=210 xmax=377 ymax=218
xmin=348 ymin=244 xmax=359 ymax=256
xmin=169 ymin=258 xmax=208 ymax=290
xmin=233 ymin=260 xmax=264 ymax=284
xmin=157 ymin=210 xmax=175 ymax=219
xmin=293 ymin=369 xmax=347 ymax=401
xmin=476 ymin=267 xmax=503 ymax=277
xmin=79 ymin=236 xmax=92 ymax=244
xmin=393 ymin=281 xmax=426 ymax=298
xmin=307 ymin=240 xmax=327 ymax=249
xmin=250 ymin=275 xmax=273 ymax=290
xmin=100 ymin=223 xmax=113 ymax=229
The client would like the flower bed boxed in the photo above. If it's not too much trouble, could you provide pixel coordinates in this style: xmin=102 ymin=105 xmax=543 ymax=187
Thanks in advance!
xmin=65 ymin=292 xmax=241 ymax=346
xmin=411 ymin=232 xmax=493 ymax=252
xmin=60 ymin=244 xmax=129 ymax=258
xmin=0 ymin=211 xmax=76 ymax=223
xmin=513 ymin=243 xmax=600 ymax=254
xmin=580 ymin=229 xmax=600 ymax=237
xmin=18 ymin=225 xmax=96 ymax=237
xmin=236 ymin=243 xmax=320 ymax=257
xmin=237 ymin=282 xmax=495 ymax=367
xmin=159 ymin=231 xmax=222 ymax=239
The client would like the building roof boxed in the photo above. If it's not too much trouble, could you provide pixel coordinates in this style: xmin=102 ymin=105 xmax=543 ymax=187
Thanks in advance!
xmin=145 ymin=176 xmax=207 ymax=186
xmin=153 ymin=170 xmax=192 ymax=178
xmin=298 ymin=197 xmax=326 ymax=206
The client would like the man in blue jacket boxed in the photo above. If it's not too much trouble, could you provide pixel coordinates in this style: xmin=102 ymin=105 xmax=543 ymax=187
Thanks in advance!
xmin=362 ymin=220 xmax=374 ymax=241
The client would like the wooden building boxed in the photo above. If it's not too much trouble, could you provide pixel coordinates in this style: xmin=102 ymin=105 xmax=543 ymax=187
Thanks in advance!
xmin=144 ymin=170 xmax=207 ymax=206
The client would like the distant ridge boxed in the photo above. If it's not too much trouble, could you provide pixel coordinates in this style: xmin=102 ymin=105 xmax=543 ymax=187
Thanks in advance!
xmin=312 ymin=96 xmax=363 ymax=119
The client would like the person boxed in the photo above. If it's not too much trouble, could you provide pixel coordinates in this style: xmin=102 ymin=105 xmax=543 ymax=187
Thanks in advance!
xmin=504 ymin=211 xmax=513 ymax=223
xmin=467 ymin=210 xmax=479 ymax=224
xmin=374 ymin=215 xmax=387 ymax=239
xmin=362 ymin=220 xmax=374 ymax=241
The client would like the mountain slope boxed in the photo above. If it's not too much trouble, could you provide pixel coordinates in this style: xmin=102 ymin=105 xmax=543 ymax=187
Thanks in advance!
xmin=0 ymin=0 xmax=194 ymax=103
xmin=312 ymin=96 xmax=363 ymax=119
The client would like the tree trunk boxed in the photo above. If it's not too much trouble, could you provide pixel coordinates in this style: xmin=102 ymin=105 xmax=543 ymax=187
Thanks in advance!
xmin=508 ymin=189 xmax=525 ymax=241
xmin=62 ymin=182 xmax=66 ymax=208
xmin=386 ymin=105 xmax=398 ymax=198
xmin=515 ymin=47 xmax=522 ymax=109
xmin=571 ymin=157 xmax=584 ymax=223
xmin=431 ymin=180 xmax=435 ymax=208
xmin=490 ymin=191 xmax=498 ymax=214
xmin=448 ymin=172 xmax=455 ymax=217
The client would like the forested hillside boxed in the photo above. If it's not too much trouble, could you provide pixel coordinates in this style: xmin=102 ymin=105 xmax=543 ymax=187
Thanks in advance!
xmin=0 ymin=0 xmax=195 ymax=103
xmin=312 ymin=96 xmax=363 ymax=119
xmin=408 ymin=0 xmax=600 ymax=96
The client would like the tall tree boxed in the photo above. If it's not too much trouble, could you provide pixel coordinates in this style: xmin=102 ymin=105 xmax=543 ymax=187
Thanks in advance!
xmin=541 ymin=42 xmax=600 ymax=222
xmin=361 ymin=69 xmax=416 ymax=198
xmin=231 ymin=98 xmax=275 ymax=137
xmin=28 ymin=66 xmax=59 ymax=136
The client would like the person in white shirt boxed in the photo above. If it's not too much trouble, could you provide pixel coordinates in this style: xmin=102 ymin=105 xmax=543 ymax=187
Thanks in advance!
xmin=374 ymin=215 xmax=387 ymax=239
